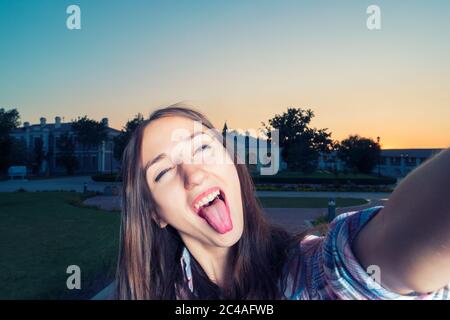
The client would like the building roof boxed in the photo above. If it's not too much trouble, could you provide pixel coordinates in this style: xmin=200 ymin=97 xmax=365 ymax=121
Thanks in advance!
xmin=380 ymin=149 xmax=443 ymax=158
xmin=319 ymin=148 xmax=444 ymax=159
xmin=11 ymin=122 xmax=120 ymax=135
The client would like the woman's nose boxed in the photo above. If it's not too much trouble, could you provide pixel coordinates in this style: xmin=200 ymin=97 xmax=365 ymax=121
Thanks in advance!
xmin=181 ymin=163 xmax=206 ymax=190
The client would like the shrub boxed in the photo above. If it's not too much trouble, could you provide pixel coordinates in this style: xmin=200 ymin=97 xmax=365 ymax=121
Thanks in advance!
xmin=255 ymin=184 xmax=393 ymax=193
xmin=251 ymin=175 xmax=396 ymax=185
xmin=91 ymin=173 xmax=122 ymax=182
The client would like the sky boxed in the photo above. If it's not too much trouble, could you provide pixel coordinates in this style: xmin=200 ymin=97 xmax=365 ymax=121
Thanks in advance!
xmin=0 ymin=0 xmax=449 ymax=149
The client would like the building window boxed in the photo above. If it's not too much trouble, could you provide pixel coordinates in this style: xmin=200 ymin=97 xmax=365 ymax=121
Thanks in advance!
xmin=405 ymin=157 xmax=417 ymax=166
xmin=391 ymin=157 xmax=401 ymax=166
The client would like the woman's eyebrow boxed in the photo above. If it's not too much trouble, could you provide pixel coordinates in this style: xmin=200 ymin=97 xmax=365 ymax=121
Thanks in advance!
xmin=144 ymin=153 xmax=167 ymax=173
xmin=144 ymin=131 xmax=206 ymax=172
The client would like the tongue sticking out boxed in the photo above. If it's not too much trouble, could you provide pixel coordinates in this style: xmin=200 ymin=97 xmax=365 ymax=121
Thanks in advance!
xmin=198 ymin=197 xmax=233 ymax=234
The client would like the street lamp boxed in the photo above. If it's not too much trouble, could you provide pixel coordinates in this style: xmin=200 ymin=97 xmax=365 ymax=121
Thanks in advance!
xmin=377 ymin=136 xmax=381 ymax=177
xmin=328 ymin=198 xmax=336 ymax=222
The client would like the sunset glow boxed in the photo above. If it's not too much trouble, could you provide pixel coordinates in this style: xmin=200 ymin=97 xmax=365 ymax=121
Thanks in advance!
xmin=1 ymin=0 xmax=449 ymax=148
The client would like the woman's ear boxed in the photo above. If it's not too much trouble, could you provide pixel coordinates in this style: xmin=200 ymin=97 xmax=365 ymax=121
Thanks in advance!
xmin=158 ymin=220 xmax=168 ymax=229
xmin=152 ymin=214 xmax=168 ymax=229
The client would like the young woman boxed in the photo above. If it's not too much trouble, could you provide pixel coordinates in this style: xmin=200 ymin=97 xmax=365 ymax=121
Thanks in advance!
xmin=115 ymin=105 xmax=450 ymax=299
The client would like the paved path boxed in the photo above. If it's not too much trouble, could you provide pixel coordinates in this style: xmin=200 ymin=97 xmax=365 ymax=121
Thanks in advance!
xmin=263 ymin=199 xmax=387 ymax=233
xmin=0 ymin=176 xmax=119 ymax=193
xmin=84 ymin=195 xmax=122 ymax=211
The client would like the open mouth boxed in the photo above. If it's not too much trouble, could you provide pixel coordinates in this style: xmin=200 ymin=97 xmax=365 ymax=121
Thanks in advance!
xmin=192 ymin=187 xmax=233 ymax=234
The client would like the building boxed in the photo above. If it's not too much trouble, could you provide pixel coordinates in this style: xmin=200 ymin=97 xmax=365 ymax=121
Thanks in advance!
xmin=10 ymin=116 xmax=121 ymax=175
xmin=373 ymin=149 xmax=443 ymax=178
xmin=317 ymin=151 xmax=344 ymax=172
xmin=318 ymin=148 xmax=443 ymax=178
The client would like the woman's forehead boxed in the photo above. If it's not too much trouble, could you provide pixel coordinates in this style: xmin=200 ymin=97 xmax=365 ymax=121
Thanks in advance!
xmin=141 ymin=116 xmax=209 ymax=164
xmin=145 ymin=116 xmax=199 ymax=138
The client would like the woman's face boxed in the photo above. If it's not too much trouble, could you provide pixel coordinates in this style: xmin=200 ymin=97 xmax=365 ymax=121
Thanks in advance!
xmin=141 ymin=116 xmax=244 ymax=248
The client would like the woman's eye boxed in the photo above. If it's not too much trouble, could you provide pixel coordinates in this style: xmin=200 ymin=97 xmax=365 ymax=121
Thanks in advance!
xmin=195 ymin=144 xmax=211 ymax=154
xmin=154 ymin=166 xmax=174 ymax=182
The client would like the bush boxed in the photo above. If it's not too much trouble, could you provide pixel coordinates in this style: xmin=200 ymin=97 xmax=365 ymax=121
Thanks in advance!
xmin=251 ymin=175 xmax=396 ymax=185
xmin=306 ymin=217 xmax=329 ymax=237
xmin=255 ymin=184 xmax=393 ymax=193
xmin=91 ymin=173 xmax=122 ymax=182
xmin=312 ymin=215 xmax=330 ymax=226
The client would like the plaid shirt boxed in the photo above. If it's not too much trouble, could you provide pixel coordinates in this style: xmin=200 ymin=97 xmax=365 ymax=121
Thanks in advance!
xmin=179 ymin=206 xmax=450 ymax=300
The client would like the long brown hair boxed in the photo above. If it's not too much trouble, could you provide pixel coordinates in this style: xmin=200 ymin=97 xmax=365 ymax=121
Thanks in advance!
xmin=116 ymin=105 xmax=299 ymax=299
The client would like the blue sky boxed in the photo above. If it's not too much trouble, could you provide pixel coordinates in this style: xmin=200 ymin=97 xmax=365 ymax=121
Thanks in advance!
xmin=1 ymin=0 xmax=449 ymax=148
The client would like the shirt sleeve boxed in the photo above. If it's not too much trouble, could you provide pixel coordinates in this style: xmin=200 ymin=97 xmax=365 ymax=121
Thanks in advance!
xmin=291 ymin=206 xmax=450 ymax=300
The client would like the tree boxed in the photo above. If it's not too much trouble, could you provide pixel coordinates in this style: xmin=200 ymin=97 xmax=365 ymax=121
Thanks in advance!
xmin=0 ymin=108 xmax=20 ymax=173
xmin=9 ymin=137 xmax=28 ymax=166
xmin=336 ymin=135 xmax=381 ymax=174
xmin=262 ymin=108 xmax=334 ymax=173
xmin=285 ymin=135 xmax=321 ymax=173
xmin=113 ymin=113 xmax=145 ymax=161
xmin=71 ymin=116 xmax=108 ymax=150
xmin=56 ymin=133 xmax=79 ymax=175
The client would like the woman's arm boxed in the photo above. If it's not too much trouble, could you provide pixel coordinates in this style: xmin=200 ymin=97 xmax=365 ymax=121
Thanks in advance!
xmin=353 ymin=147 xmax=450 ymax=294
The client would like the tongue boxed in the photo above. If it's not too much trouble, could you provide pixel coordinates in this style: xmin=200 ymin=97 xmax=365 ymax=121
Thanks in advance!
xmin=198 ymin=197 xmax=233 ymax=234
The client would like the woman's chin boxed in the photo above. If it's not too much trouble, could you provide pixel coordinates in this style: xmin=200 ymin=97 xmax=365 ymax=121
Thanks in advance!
xmin=209 ymin=225 xmax=243 ymax=248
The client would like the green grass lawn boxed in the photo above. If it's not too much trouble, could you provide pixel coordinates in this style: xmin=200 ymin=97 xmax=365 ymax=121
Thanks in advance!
xmin=0 ymin=192 xmax=120 ymax=299
xmin=259 ymin=197 xmax=368 ymax=208
xmin=0 ymin=191 xmax=368 ymax=299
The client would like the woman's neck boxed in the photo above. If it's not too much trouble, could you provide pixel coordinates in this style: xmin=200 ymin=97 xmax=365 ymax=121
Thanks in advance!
xmin=182 ymin=237 xmax=233 ymax=288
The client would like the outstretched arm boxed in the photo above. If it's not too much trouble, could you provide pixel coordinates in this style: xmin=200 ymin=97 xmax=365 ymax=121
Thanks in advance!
xmin=353 ymin=147 xmax=450 ymax=294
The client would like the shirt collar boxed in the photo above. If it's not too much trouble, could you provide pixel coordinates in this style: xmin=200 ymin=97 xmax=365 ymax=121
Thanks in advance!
xmin=180 ymin=246 xmax=194 ymax=293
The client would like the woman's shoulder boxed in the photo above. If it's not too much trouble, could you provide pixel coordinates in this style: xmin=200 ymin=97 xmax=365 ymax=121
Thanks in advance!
xmin=281 ymin=206 xmax=385 ymax=299
xmin=297 ymin=205 xmax=384 ymax=254
xmin=282 ymin=206 xmax=450 ymax=300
